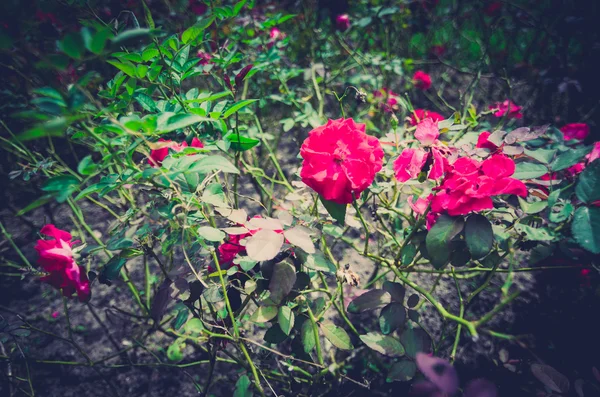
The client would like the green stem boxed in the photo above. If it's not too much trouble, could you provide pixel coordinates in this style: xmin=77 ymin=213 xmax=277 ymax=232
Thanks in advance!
xmin=306 ymin=305 xmax=324 ymax=366
xmin=0 ymin=221 xmax=32 ymax=269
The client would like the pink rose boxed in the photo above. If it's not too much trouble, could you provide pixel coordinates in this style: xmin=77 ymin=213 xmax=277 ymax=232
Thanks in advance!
xmin=35 ymin=225 xmax=90 ymax=302
xmin=300 ymin=118 xmax=384 ymax=204
xmin=431 ymin=155 xmax=527 ymax=216
xmin=148 ymin=138 xmax=204 ymax=167
xmin=476 ymin=131 xmax=499 ymax=150
xmin=413 ymin=70 xmax=432 ymax=90
xmin=197 ymin=51 xmax=213 ymax=66
xmin=560 ymin=123 xmax=589 ymax=140
xmin=374 ymin=88 xmax=400 ymax=113
xmin=409 ymin=109 xmax=445 ymax=126
xmin=414 ymin=118 xmax=440 ymax=146
xmin=335 ymin=14 xmax=350 ymax=31
xmin=489 ymin=100 xmax=523 ymax=119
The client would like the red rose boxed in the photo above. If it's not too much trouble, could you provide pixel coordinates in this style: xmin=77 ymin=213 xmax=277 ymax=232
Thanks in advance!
xmin=335 ymin=14 xmax=351 ymax=31
xmin=148 ymin=138 xmax=204 ymax=167
xmin=409 ymin=109 xmax=445 ymax=126
xmin=413 ymin=70 xmax=432 ymax=90
xmin=489 ymin=100 xmax=523 ymax=119
xmin=560 ymin=123 xmax=589 ymax=140
xmin=300 ymin=118 xmax=384 ymax=204
xmin=35 ymin=225 xmax=90 ymax=302
xmin=431 ymin=155 xmax=527 ymax=216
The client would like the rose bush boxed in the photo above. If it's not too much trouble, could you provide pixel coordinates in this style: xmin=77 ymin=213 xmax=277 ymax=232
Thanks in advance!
xmin=1 ymin=1 xmax=598 ymax=396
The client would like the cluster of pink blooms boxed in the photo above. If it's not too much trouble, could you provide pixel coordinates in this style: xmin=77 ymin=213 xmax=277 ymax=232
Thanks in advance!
xmin=148 ymin=138 xmax=204 ymax=167
xmin=394 ymin=118 xmax=527 ymax=219
xmin=35 ymin=225 xmax=90 ymax=302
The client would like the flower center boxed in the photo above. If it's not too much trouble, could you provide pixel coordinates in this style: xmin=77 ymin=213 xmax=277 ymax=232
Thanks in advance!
xmin=333 ymin=143 xmax=350 ymax=163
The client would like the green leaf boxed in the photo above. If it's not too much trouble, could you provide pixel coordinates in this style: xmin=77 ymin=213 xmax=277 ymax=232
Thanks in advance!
xmin=576 ymin=160 xmax=600 ymax=204
xmin=233 ymin=374 xmax=252 ymax=397
xmin=156 ymin=112 xmax=212 ymax=133
xmin=89 ymin=28 xmax=112 ymax=54
xmin=221 ymin=99 xmax=258 ymax=119
xmin=465 ymin=214 xmax=494 ymax=259
xmin=301 ymin=319 xmax=316 ymax=353
xmin=107 ymin=60 xmax=136 ymax=77
xmin=382 ymin=281 xmax=406 ymax=303
xmin=197 ymin=226 xmax=225 ymax=242
xmin=110 ymin=28 xmax=153 ymax=48
xmin=188 ymin=155 xmax=240 ymax=175
xmin=387 ymin=360 xmax=417 ymax=382
xmin=319 ymin=196 xmax=346 ymax=224
xmin=550 ymin=146 xmax=592 ymax=171
xmin=142 ymin=47 xmax=160 ymax=61
xmin=513 ymin=162 xmax=548 ymax=180
xmin=16 ymin=195 xmax=53 ymax=216
xmin=18 ymin=117 xmax=67 ymax=141
xmin=99 ymin=256 xmax=127 ymax=282
xmin=572 ymin=206 xmax=600 ymax=254
xmin=268 ymin=262 xmax=296 ymax=304
xmin=249 ymin=306 xmax=278 ymax=322
xmin=264 ymin=324 xmax=288 ymax=344
xmin=548 ymin=202 xmax=573 ymax=223
xmin=278 ymin=306 xmax=295 ymax=336
xmin=166 ymin=339 xmax=185 ymax=362
xmin=134 ymin=93 xmax=157 ymax=112
xmin=399 ymin=327 xmax=432 ymax=359
xmin=41 ymin=175 xmax=79 ymax=203
xmin=320 ymin=321 xmax=353 ymax=350
xmin=172 ymin=307 xmax=189 ymax=330
xmin=225 ymin=133 xmax=260 ymax=151
xmin=379 ymin=303 xmax=407 ymax=335
xmin=514 ymin=223 xmax=555 ymax=242
xmin=518 ymin=197 xmax=548 ymax=214
xmin=59 ymin=32 xmax=85 ymax=59
xmin=524 ymin=148 xmax=556 ymax=165
xmin=425 ymin=214 xmax=465 ymax=268
xmin=182 ymin=16 xmax=216 ymax=44
xmin=347 ymin=289 xmax=391 ymax=313
xmin=202 ymin=183 xmax=226 ymax=206
xmin=77 ymin=155 xmax=97 ymax=176
xmin=296 ymin=250 xmax=336 ymax=273
xmin=360 ymin=332 xmax=405 ymax=357
xmin=184 ymin=318 xmax=204 ymax=334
